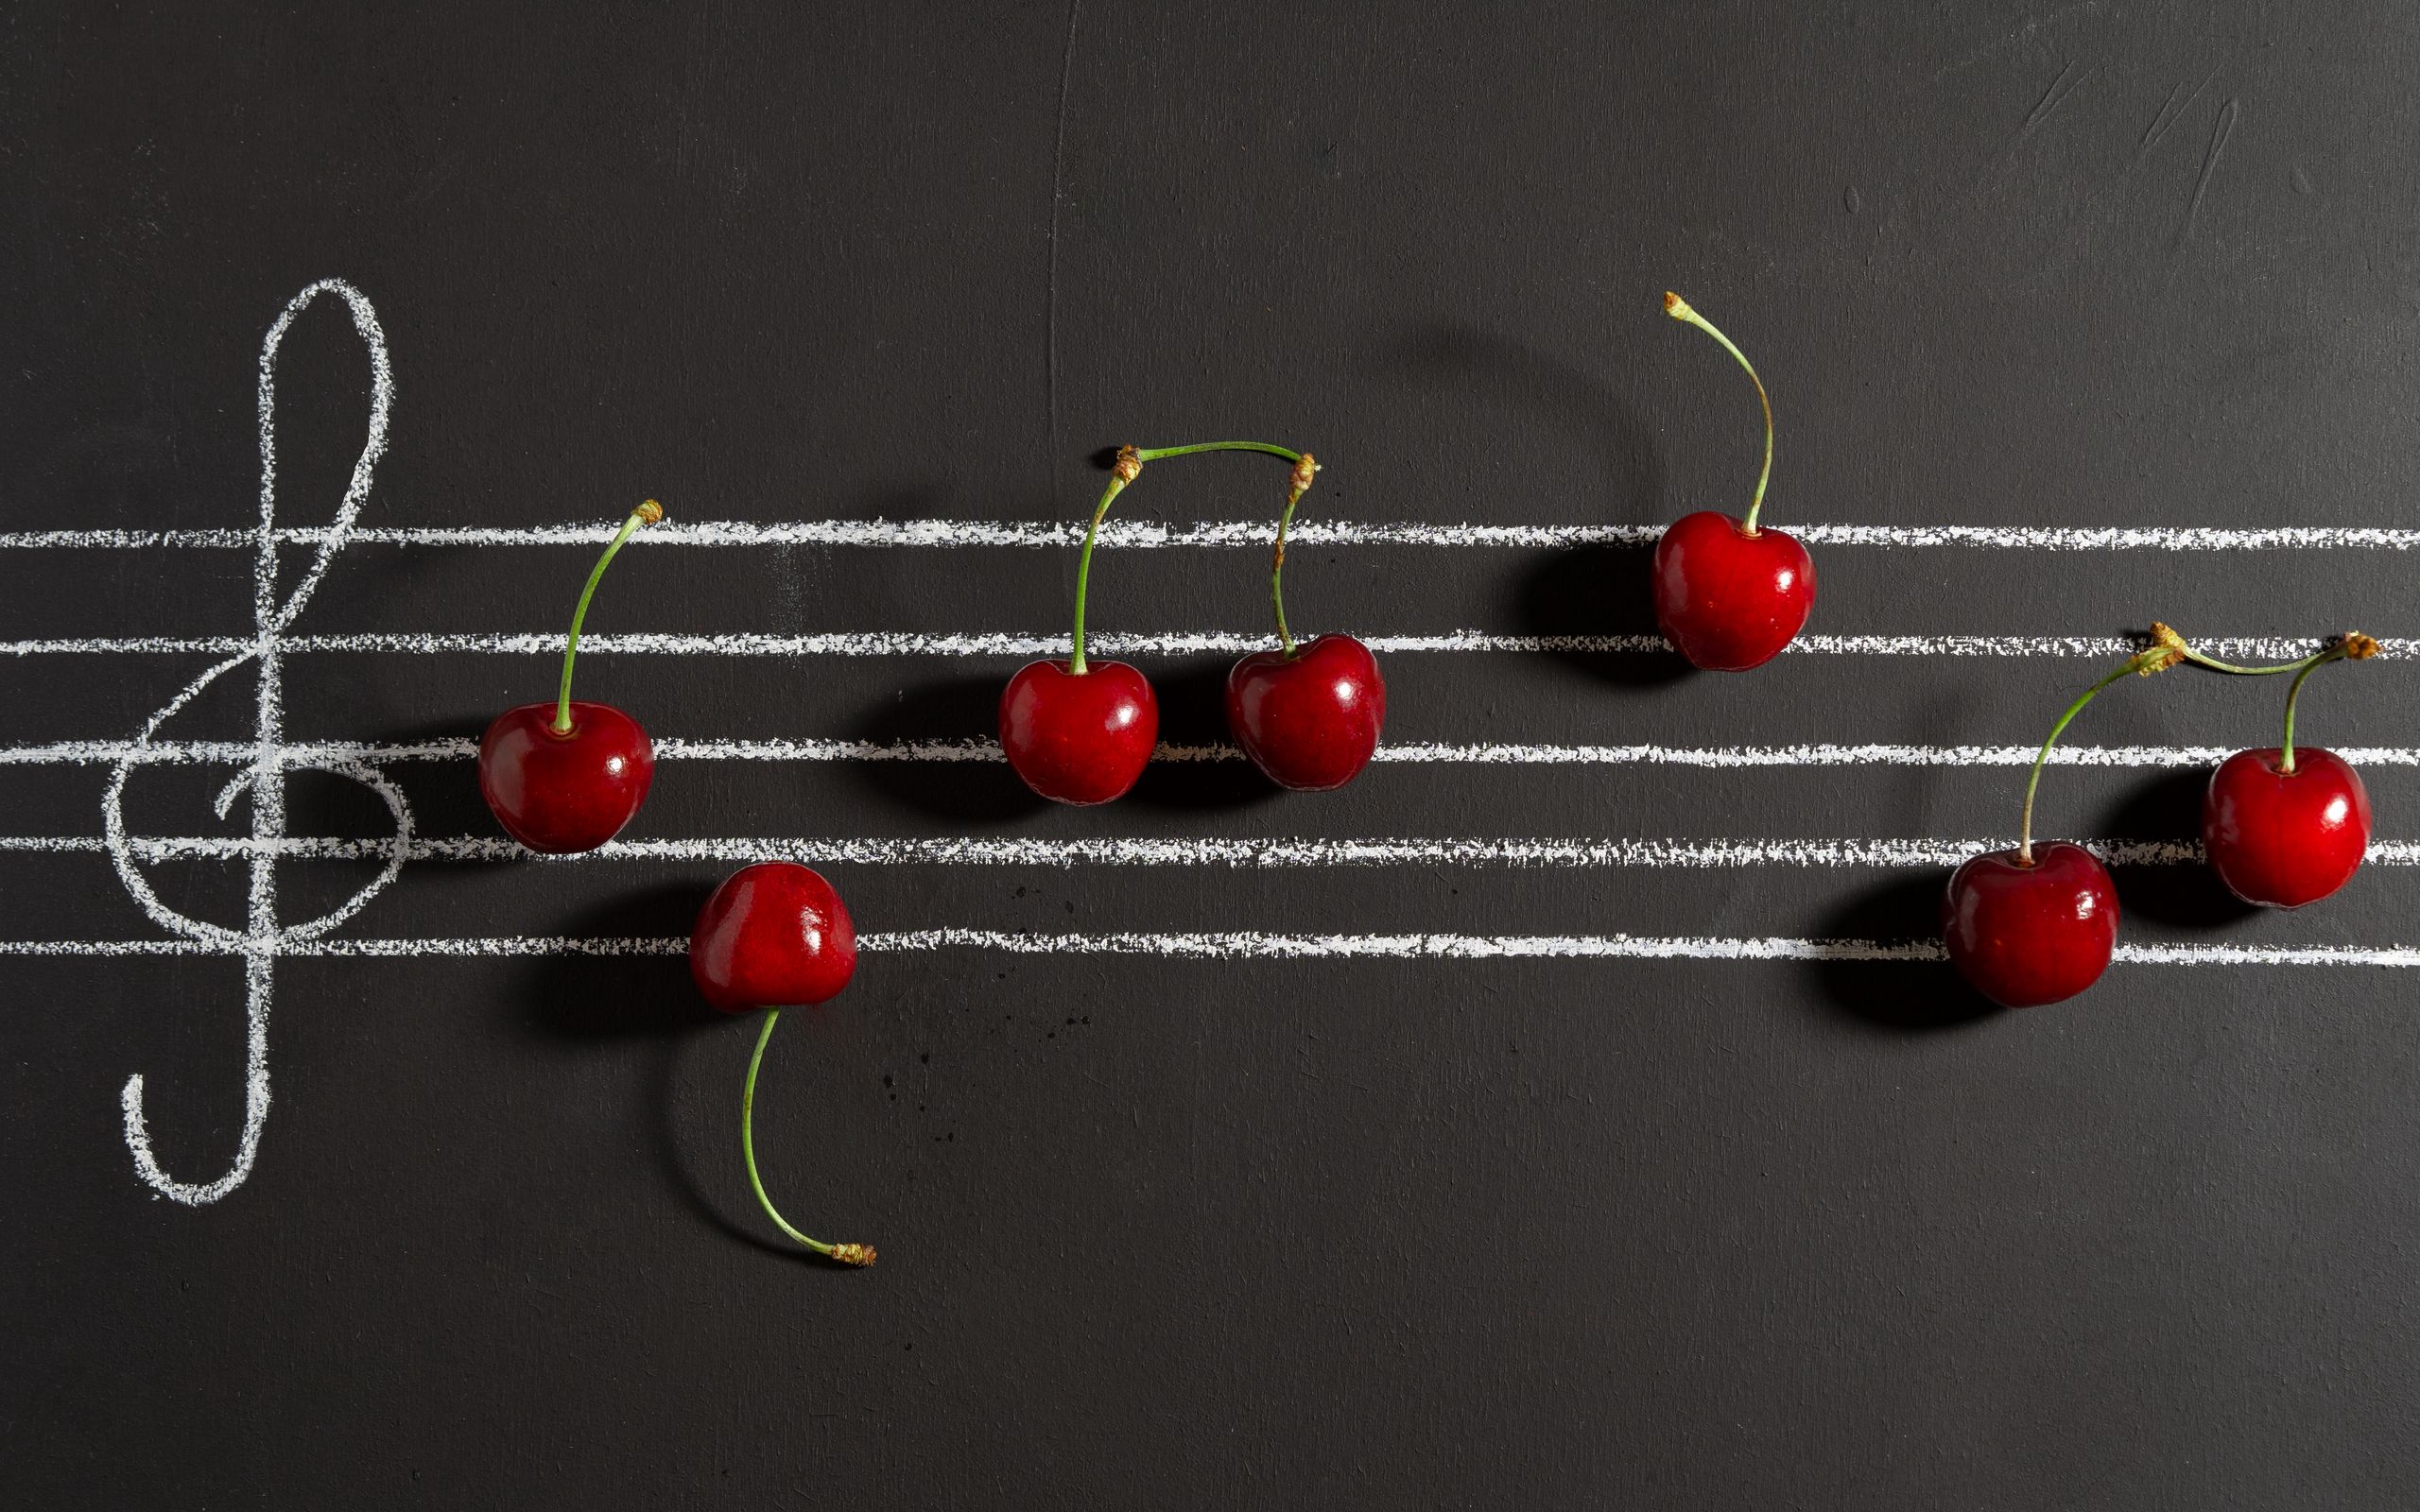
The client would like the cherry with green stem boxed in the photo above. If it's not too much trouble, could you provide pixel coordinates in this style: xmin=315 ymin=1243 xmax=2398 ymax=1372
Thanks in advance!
xmin=1651 ymin=292 xmax=1814 ymax=671
xmin=692 ymin=861 xmax=873 ymax=1265
xmin=2204 ymin=631 xmax=2380 ymax=909
xmin=477 ymin=500 xmax=663 ymax=854
xmin=1223 ymin=450 xmax=1389 ymax=791
xmin=1943 ymin=634 xmax=2185 ymax=1007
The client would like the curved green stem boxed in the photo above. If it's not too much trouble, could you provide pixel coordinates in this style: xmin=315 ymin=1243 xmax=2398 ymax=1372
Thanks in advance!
xmin=553 ymin=501 xmax=661 ymax=733
xmin=1270 ymin=455 xmax=1320 ymax=658
xmin=1067 ymin=463 xmax=1133 ymax=677
xmin=1133 ymin=441 xmax=1304 ymax=465
xmin=742 ymin=1008 xmax=874 ymax=1266
xmin=2018 ymin=649 xmax=2168 ymax=866
xmin=2277 ymin=637 xmax=2374 ymax=773
xmin=1665 ymin=293 xmax=1772 ymax=532
xmin=1069 ymin=443 xmax=1312 ymax=673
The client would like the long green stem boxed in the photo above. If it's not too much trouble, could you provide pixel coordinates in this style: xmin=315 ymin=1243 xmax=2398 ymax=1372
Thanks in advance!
xmin=1068 ymin=443 xmax=1310 ymax=673
xmin=1665 ymin=293 xmax=1772 ymax=532
xmin=552 ymin=501 xmax=661 ymax=733
xmin=2018 ymin=649 xmax=2170 ymax=866
xmin=742 ymin=1008 xmax=874 ymax=1266
xmin=1067 ymin=459 xmax=1135 ymax=677
xmin=1132 ymin=441 xmax=1305 ymax=465
xmin=1270 ymin=454 xmax=1320 ymax=658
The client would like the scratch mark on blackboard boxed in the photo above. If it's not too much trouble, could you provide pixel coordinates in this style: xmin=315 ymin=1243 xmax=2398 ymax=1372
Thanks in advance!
xmin=2180 ymin=97 xmax=2240 ymax=249
xmin=2014 ymin=60 xmax=2091 ymax=145
xmin=2133 ymin=64 xmax=2221 ymax=165
xmin=1043 ymin=0 xmax=1083 ymax=507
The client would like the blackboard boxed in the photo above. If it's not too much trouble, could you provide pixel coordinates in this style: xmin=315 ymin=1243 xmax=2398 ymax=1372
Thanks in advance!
xmin=10 ymin=3 xmax=2420 ymax=1504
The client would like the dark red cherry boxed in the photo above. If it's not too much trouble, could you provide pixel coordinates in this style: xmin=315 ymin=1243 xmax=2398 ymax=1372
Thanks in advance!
xmin=689 ymin=862 xmax=857 ymax=1013
xmin=477 ymin=700 xmax=654 ymax=853
xmin=2203 ymin=747 xmax=2372 ymax=909
xmin=1942 ymin=842 xmax=2119 ymax=1007
xmin=999 ymin=659 xmax=1157 ymax=805
xmin=1651 ymin=510 xmax=1815 ymax=671
xmin=1225 ymin=634 xmax=1386 ymax=791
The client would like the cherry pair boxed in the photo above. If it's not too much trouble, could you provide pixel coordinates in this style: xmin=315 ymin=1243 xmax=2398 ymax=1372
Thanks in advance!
xmin=1000 ymin=443 xmax=1386 ymax=804
xmin=1945 ymin=627 xmax=2378 ymax=1007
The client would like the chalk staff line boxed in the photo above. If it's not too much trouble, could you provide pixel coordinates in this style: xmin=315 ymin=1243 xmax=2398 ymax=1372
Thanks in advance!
xmin=10 ymin=520 xmax=2420 ymax=551
xmin=10 ymin=832 xmax=2420 ymax=868
xmin=19 ymin=737 xmax=2420 ymax=769
xmin=7 ymin=931 xmax=2420 ymax=967
xmin=0 ymin=630 xmax=2402 ymax=662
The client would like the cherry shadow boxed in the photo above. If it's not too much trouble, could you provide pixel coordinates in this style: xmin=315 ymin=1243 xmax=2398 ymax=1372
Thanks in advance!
xmin=504 ymin=881 xmax=805 ymax=1260
xmin=1512 ymin=542 xmax=1694 ymax=691
xmin=1126 ymin=656 xmax=1284 ymax=811
xmin=845 ymin=673 xmax=1049 ymax=825
xmin=1378 ymin=321 xmax=1687 ymax=693
xmin=1807 ymin=871 xmax=2003 ymax=1031
xmin=2092 ymin=767 xmax=2256 ymax=930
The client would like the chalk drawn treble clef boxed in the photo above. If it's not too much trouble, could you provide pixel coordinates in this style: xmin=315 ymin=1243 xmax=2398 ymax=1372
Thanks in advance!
xmin=101 ymin=279 xmax=412 ymax=1204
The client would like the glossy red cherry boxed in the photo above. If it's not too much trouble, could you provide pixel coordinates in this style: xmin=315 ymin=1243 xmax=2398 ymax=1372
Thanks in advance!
xmin=694 ymin=862 xmax=873 ymax=1265
xmin=2203 ymin=747 xmax=2372 ymax=908
xmin=478 ymin=700 xmax=655 ymax=853
xmin=1656 ymin=294 xmax=1811 ymax=670
xmin=689 ymin=861 xmax=858 ymax=1012
xmin=1942 ymin=842 xmax=2120 ymax=1007
xmin=1227 ymin=633 xmax=1385 ymax=790
xmin=1651 ymin=511 xmax=1815 ymax=671
xmin=999 ymin=659 xmax=1158 ymax=805
xmin=479 ymin=500 xmax=662 ymax=853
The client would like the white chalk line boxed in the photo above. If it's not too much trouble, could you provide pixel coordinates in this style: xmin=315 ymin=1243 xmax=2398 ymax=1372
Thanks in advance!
xmin=17 ymin=832 xmax=2420 ymax=869
xmin=9 ymin=520 xmax=2420 ymax=551
xmin=9 ymin=930 xmax=2420 ymax=967
xmin=18 ymin=737 xmax=2420 ymax=770
xmin=0 ymin=629 xmax=2395 ymax=662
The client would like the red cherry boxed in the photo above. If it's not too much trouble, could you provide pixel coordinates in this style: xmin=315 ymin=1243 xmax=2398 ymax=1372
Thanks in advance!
xmin=477 ymin=700 xmax=654 ymax=853
xmin=2203 ymin=747 xmax=2372 ymax=909
xmin=1226 ymin=633 xmax=1386 ymax=791
xmin=689 ymin=862 xmax=857 ymax=1013
xmin=1651 ymin=510 xmax=1815 ymax=671
xmin=999 ymin=659 xmax=1158 ymax=805
xmin=1942 ymin=842 xmax=2120 ymax=1007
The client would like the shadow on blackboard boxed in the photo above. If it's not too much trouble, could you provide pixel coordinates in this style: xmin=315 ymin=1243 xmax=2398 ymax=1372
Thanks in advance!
xmin=1128 ymin=657 xmax=1284 ymax=812
xmin=1377 ymin=321 xmax=1690 ymax=692
xmin=1806 ymin=870 xmax=2001 ymax=1031
xmin=2093 ymin=767 xmax=2256 ymax=930
xmin=508 ymin=881 xmax=805 ymax=1260
xmin=1513 ymin=543 xmax=1694 ymax=691
xmin=847 ymin=673 xmax=1050 ymax=824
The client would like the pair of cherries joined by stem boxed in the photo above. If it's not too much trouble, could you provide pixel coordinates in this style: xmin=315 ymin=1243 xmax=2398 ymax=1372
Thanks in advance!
xmin=1654 ymin=293 xmax=1815 ymax=672
xmin=478 ymin=501 xmax=663 ymax=853
xmin=999 ymin=443 xmax=1386 ymax=803
xmin=1945 ymin=626 xmax=2379 ymax=1008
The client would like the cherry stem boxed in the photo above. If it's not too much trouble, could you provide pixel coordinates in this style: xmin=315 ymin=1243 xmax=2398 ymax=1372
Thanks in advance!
xmin=2278 ymin=634 xmax=2377 ymax=774
xmin=1665 ymin=292 xmax=1772 ymax=533
xmin=1068 ymin=442 xmax=1309 ymax=674
xmin=2017 ymin=648 xmax=2171 ymax=867
xmin=552 ymin=500 xmax=662 ymax=734
xmin=742 ymin=1008 xmax=874 ymax=1266
xmin=1270 ymin=454 xmax=1321 ymax=658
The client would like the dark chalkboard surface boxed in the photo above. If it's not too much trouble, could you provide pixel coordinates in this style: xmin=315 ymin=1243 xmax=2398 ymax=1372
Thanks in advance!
xmin=10 ymin=3 xmax=2420 ymax=1504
